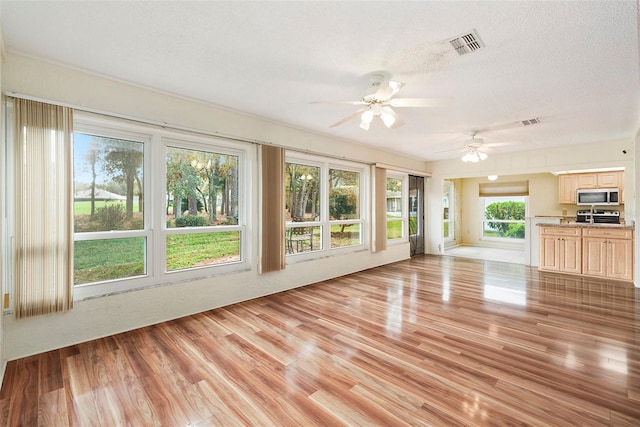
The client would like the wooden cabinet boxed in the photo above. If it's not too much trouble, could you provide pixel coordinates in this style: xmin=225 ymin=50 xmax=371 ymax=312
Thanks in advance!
xmin=582 ymin=228 xmax=634 ymax=281
xmin=539 ymin=227 xmax=582 ymax=274
xmin=539 ymin=225 xmax=634 ymax=282
xmin=558 ymin=174 xmax=577 ymax=204
xmin=576 ymin=173 xmax=598 ymax=189
xmin=558 ymin=170 xmax=624 ymax=205
xmin=596 ymin=170 xmax=622 ymax=188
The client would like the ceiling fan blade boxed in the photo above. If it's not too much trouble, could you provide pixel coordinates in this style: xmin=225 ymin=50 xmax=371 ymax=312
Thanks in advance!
xmin=329 ymin=107 xmax=368 ymax=128
xmin=311 ymin=100 xmax=368 ymax=106
xmin=374 ymin=80 xmax=405 ymax=100
xmin=388 ymin=97 xmax=453 ymax=108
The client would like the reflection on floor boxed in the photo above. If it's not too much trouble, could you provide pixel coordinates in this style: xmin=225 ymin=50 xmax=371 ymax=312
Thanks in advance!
xmin=445 ymin=245 xmax=525 ymax=264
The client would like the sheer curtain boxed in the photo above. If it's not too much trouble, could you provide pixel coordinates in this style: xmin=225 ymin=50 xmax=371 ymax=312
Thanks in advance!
xmin=13 ymin=98 xmax=74 ymax=318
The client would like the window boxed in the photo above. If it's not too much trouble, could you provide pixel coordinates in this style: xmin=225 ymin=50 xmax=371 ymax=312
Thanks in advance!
xmin=478 ymin=180 xmax=528 ymax=242
xmin=386 ymin=175 xmax=406 ymax=240
xmin=443 ymin=180 xmax=454 ymax=241
xmin=285 ymin=154 xmax=367 ymax=257
xmin=72 ymin=115 xmax=249 ymax=299
xmin=329 ymin=168 xmax=361 ymax=248
xmin=73 ymin=130 xmax=148 ymax=286
xmin=481 ymin=196 xmax=527 ymax=240
xmin=164 ymin=144 xmax=241 ymax=272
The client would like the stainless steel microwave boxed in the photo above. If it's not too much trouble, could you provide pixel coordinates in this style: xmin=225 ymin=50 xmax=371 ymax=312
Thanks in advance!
xmin=576 ymin=188 xmax=620 ymax=206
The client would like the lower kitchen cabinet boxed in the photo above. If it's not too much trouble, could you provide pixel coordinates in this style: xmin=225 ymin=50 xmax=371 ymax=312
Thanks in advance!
xmin=582 ymin=228 xmax=634 ymax=281
xmin=539 ymin=227 xmax=582 ymax=274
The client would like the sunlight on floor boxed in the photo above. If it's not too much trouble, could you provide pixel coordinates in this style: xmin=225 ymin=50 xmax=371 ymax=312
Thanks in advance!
xmin=444 ymin=246 xmax=525 ymax=265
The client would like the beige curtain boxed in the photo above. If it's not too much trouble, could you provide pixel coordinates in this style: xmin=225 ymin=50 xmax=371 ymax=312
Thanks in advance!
xmin=372 ymin=166 xmax=387 ymax=253
xmin=260 ymin=145 xmax=286 ymax=273
xmin=14 ymin=98 xmax=74 ymax=318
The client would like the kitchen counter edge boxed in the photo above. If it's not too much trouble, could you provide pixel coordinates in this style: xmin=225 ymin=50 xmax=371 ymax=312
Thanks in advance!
xmin=536 ymin=223 xmax=635 ymax=230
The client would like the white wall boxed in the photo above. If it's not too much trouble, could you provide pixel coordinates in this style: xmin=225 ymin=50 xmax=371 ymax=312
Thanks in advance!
xmin=0 ymin=29 xmax=5 ymax=380
xmin=1 ymin=53 xmax=426 ymax=361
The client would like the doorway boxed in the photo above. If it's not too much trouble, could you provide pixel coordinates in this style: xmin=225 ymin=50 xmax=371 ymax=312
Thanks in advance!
xmin=409 ymin=175 xmax=424 ymax=256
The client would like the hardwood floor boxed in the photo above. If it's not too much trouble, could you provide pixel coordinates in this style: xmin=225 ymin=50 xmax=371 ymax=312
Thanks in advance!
xmin=1 ymin=254 xmax=639 ymax=426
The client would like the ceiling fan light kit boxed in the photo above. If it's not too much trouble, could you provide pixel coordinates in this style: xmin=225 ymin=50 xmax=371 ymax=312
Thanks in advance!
xmin=319 ymin=74 xmax=446 ymax=130
xmin=461 ymin=147 xmax=488 ymax=162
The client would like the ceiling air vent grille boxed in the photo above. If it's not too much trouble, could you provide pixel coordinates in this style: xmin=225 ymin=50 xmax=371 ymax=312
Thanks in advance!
xmin=450 ymin=30 xmax=483 ymax=55
xmin=521 ymin=118 xmax=540 ymax=126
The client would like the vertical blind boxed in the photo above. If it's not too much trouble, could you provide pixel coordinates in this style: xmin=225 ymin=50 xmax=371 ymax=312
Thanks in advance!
xmin=372 ymin=166 xmax=387 ymax=253
xmin=260 ymin=145 xmax=286 ymax=273
xmin=13 ymin=98 xmax=74 ymax=318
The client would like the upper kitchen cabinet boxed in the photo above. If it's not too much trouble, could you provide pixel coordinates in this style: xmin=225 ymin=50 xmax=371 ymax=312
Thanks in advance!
xmin=577 ymin=170 xmax=622 ymax=189
xmin=559 ymin=170 xmax=624 ymax=204
xmin=559 ymin=174 xmax=577 ymax=204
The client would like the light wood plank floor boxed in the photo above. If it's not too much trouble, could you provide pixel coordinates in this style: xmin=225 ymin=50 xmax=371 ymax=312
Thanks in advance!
xmin=1 ymin=255 xmax=639 ymax=426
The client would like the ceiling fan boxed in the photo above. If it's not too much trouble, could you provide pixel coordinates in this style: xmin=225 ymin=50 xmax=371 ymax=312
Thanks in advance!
xmin=440 ymin=131 xmax=513 ymax=162
xmin=314 ymin=74 xmax=450 ymax=130
xmin=461 ymin=133 xmax=489 ymax=162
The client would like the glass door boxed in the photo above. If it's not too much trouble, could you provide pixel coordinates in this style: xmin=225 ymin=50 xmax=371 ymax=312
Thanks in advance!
xmin=409 ymin=175 xmax=424 ymax=256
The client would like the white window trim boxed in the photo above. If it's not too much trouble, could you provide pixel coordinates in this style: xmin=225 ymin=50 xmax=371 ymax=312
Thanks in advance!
xmin=479 ymin=195 xmax=528 ymax=243
xmin=285 ymin=152 xmax=370 ymax=262
xmin=72 ymin=113 xmax=252 ymax=301
xmin=386 ymin=171 xmax=408 ymax=244
xmin=443 ymin=180 xmax=455 ymax=242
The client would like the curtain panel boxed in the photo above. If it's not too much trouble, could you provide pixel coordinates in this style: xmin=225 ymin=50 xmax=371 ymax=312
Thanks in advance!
xmin=372 ymin=166 xmax=387 ymax=253
xmin=13 ymin=98 xmax=74 ymax=318
xmin=260 ymin=145 xmax=286 ymax=273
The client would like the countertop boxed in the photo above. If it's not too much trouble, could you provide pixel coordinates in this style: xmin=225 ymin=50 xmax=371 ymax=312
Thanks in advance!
xmin=536 ymin=222 xmax=635 ymax=230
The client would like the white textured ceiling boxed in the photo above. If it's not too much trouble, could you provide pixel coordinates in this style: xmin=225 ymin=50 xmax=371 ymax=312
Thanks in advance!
xmin=1 ymin=1 xmax=639 ymax=161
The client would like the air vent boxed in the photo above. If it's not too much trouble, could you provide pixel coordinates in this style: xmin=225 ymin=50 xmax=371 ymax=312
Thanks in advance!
xmin=449 ymin=30 xmax=483 ymax=55
xmin=521 ymin=118 xmax=540 ymax=126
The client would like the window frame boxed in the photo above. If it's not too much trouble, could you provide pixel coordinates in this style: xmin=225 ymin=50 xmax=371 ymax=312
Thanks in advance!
xmin=285 ymin=152 xmax=369 ymax=261
xmin=479 ymin=195 xmax=528 ymax=243
xmin=72 ymin=113 xmax=252 ymax=300
xmin=386 ymin=172 xmax=408 ymax=243
xmin=443 ymin=180 xmax=455 ymax=242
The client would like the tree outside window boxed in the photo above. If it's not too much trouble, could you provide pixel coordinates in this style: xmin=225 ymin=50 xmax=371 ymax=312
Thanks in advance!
xmin=482 ymin=196 xmax=526 ymax=240
xmin=73 ymin=133 xmax=146 ymax=285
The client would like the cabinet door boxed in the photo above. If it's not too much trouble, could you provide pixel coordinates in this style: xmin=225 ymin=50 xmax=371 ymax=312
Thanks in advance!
xmin=577 ymin=173 xmax=597 ymax=189
xmin=539 ymin=235 xmax=560 ymax=271
xmin=596 ymin=171 xmax=621 ymax=188
xmin=582 ymin=237 xmax=607 ymax=277
xmin=607 ymin=238 xmax=633 ymax=281
xmin=559 ymin=236 xmax=581 ymax=274
xmin=558 ymin=175 xmax=577 ymax=204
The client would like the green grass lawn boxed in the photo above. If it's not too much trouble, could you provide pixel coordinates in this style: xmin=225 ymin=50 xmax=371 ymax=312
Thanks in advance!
xmin=74 ymin=200 xmax=139 ymax=215
xmin=74 ymin=237 xmax=145 ymax=285
xmin=74 ymin=231 xmax=240 ymax=284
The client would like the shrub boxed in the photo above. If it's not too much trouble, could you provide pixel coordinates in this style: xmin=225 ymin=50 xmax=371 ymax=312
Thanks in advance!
xmin=93 ymin=203 xmax=126 ymax=230
xmin=505 ymin=223 xmax=525 ymax=238
xmin=175 ymin=214 xmax=208 ymax=227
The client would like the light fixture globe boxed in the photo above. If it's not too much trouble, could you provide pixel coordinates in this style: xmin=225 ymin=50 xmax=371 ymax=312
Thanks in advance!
xmin=461 ymin=145 xmax=488 ymax=162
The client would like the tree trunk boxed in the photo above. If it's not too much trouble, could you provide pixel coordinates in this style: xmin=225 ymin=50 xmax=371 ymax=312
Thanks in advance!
xmin=135 ymin=175 xmax=143 ymax=213
xmin=187 ymin=194 xmax=198 ymax=216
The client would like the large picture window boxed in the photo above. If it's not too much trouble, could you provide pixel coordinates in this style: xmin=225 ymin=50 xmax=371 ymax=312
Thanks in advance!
xmin=72 ymin=115 xmax=249 ymax=299
xmin=285 ymin=155 xmax=367 ymax=258
xmin=479 ymin=180 xmax=528 ymax=242
xmin=481 ymin=196 xmax=527 ymax=241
